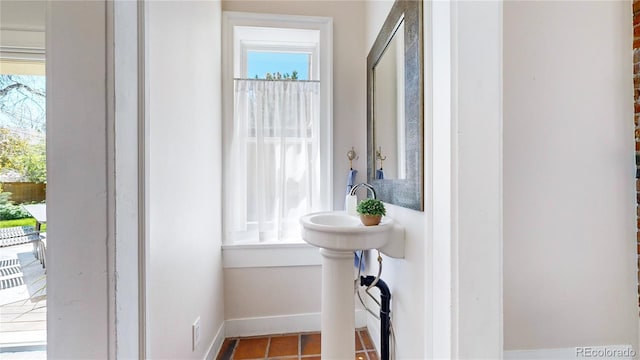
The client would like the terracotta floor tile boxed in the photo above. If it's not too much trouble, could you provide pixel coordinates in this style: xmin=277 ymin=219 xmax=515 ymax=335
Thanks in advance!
xmin=268 ymin=335 xmax=299 ymax=357
xmin=234 ymin=337 xmax=269 ymax=359
xmin=355 ymin=332 xmax=364 ymax=351
xmin=300 ymin=333 xmax=321 ymax=355
xmin=359 ymin=330 xmax=375 ymax=350
xmin=216 ymin=329 xmax=376 ymax=359
xmin=216 ymin=339 xmax=236 ymax=360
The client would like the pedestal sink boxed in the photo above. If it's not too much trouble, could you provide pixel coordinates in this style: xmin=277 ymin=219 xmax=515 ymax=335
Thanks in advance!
xmin=300 ymin=211 xmax=401 ymax=359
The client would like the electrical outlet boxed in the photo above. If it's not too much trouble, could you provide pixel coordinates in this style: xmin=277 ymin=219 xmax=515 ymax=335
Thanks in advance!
xmin=192 ymin=317 xmax=201 ymax=351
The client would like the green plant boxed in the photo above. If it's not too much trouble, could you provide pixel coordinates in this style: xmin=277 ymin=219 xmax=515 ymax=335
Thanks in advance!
xmin=0 ymin=191 xmax=10 ymax=205
xmin=0 ymin=191 xmax=31 ymax=219
xmin=356 ymin=198 xmax=386 ymax=216
xmin=0 ymin=203 xmax=31 ymax=220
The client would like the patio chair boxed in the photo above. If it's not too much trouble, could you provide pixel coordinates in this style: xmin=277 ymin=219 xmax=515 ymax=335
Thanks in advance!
xmin=0 ymin=226 xmax=38 ymax=241
xmin=0 ymin=226 xmax=45 ymax=268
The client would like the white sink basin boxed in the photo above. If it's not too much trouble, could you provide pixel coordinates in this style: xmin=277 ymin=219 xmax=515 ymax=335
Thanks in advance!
xmin=300 ymin=211 xmax=394 ymax=251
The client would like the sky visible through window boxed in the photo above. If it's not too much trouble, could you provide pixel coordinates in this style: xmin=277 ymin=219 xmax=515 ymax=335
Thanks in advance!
xmin=0 ymin=75 xmax=46 ymax=132
xmin=247 ymin=52 xmax=310 ymax=80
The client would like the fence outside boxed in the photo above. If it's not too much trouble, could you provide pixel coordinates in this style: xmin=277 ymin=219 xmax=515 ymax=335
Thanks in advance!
xmin=1 ymin=182 xmax=46 ymax=204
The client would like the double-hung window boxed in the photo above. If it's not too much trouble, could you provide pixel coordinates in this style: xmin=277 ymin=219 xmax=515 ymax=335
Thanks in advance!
xmin=223 ymin=13 xmax=333 ymax=245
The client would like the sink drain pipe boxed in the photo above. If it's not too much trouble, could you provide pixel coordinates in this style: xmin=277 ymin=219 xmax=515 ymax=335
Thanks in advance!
xmin=360 ymin=275 xmax=391 ymax=360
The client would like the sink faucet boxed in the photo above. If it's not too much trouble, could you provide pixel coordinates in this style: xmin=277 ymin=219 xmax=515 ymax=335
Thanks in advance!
xmin=346 ymin=183 xmax=377 ymax=216
xmin=349 ymin=183 xmax=377 ymax=199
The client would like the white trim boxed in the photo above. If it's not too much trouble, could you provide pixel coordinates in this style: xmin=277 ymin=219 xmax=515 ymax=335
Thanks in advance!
xmin=427 ymin=0 xmax=453 ymax=358
xmin=204 ymin=322 xmax=226 ymax=360
xmin=449 ymin=1 xmax=503 ymax=357
xmin=222 ymin=242 xmax=322 ymax=268
xmin=46 ymin=1 xmax=111 ymax=357
xmin=504 ymin=345 xmax=636 ymax=360
xmin=139 ymin=0 xmax=150 ymax=357
xmin=224 ymin=310 xmax=366 ymax=338
xmin=0 ymin=26 xmax=45 ymax=32
xmin=0 ymin=47 xmax=45 ymax=61
xmin=234 ymin=26 xmax=319 ymax=80
xmin=0 ymin=29 xmax=45 ymax=53
xmin=112 ymin=1 xmax=145 ymax=358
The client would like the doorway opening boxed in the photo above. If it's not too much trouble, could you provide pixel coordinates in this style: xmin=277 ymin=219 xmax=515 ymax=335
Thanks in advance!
xmin=0 ymin=58 xmax=47 ymax=357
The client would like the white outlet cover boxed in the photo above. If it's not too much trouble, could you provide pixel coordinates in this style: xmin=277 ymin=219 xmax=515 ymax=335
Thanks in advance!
xmin=192 ymin=317 xmax=201 ymax=351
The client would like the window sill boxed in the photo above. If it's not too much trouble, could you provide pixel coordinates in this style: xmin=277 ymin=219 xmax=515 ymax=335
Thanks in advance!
xmin=222 ymin=241 xmax=322 ymax=268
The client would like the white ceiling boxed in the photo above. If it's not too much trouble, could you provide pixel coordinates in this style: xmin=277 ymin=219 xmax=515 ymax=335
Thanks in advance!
xmin=0 ymin=0 xmax=45 ymax=31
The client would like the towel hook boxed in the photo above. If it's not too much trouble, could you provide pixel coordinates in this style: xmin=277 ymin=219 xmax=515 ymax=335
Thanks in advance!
xmin=347 ymin=147 xmax=358 ymax=169
xmin=376 ymin=146 xmax=386 ymax=170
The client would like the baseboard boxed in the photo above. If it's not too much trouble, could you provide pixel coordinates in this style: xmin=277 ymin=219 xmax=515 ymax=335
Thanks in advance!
xmin=225 ymin=310 xmax=367 ymax=338
xmin=504 ymin=345 xmax=636 ymax=360
xmin=204 ymin=322 xmax=226 ymax=360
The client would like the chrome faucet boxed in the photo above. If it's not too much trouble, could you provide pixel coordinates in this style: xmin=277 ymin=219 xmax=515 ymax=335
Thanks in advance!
xmin=349 ymin=183 xmax=377 ymax=199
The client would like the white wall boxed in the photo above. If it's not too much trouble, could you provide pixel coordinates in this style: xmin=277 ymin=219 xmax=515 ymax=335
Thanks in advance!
xmin=46 ymin=2 xmax=110 ymax=357
xmin=223 ymin=266 xmax=322 ymax=336
xmin=504 ymin=0 xmax=638 ymax=351
xmin=146 ymin=1 xmax=225 ymax=358
xmin=221 ymin=0 xmax=367 ymax=324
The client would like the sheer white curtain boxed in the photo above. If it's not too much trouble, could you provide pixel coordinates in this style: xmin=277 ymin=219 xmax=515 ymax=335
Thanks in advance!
xmin=225 ymin=79 xmax=321 ymax=243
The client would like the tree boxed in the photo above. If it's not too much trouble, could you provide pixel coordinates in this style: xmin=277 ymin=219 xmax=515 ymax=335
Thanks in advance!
xmin=0 ymin=127 xmax=30 ymax=171
xmin=0 ymin=75 xmax=46 ymax=132
xmin=262 ymin=71 xmax=299 ymax=80
xmin=0 ymin=75 xmax=47 ymax=183
xmin=0 ymin=127 xmax=46 ymax=183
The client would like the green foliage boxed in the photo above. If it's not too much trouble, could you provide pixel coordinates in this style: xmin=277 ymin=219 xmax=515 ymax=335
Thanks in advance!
xmin=0 ymin=127 xmax=46 ymax=183
xmin=20 ymin=142 xmax=46 ymax=183
xmin=262 ymin=71 xmax=299 ymax=80
xmin=0 ymin=192 xmax=10 ymax=205
xmin=0 ymin=191 xmax=33 ymax=220
xmin=0 ymin=202 xmax=31 ymax=220
xmin=0 ymin=127 xmax=29 ymax=171
xmin=356 ymin=198 xmax=386 ymax=216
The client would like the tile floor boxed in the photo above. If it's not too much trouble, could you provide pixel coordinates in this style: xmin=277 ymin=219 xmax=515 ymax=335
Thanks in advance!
xmin=216 ymin=328 xmax=378 ymax=360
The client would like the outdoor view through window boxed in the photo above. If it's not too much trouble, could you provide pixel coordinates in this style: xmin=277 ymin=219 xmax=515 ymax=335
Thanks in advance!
xmin=247 ymin=51 xmax=310 ymax=80
xmin=0 ymin=72 xmax=48 ymax=355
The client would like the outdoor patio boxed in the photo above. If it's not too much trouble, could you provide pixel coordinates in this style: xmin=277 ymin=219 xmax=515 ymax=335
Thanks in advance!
xmin=0 ymin=242 xmax=46 ymax=357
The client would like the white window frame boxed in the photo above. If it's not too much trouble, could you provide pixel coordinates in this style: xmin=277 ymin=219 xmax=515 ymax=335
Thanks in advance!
xmin=221 ymin=12 xmax=333 ymax=267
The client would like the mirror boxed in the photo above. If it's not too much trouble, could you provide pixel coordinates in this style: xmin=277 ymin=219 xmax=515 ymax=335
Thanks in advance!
xmin=367 ymin=0 xmax=423 ymax=211
xmin=374 ymin=20 xmax=405 ymax=180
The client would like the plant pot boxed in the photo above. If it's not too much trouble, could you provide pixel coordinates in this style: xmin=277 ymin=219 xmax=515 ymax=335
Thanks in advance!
xmin=360 ymin=214 xmax=382 ymax=226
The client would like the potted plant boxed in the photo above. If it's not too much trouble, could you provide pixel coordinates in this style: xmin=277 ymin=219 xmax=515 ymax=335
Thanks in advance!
xmin=356 ymin=198 xmax=386 ymax=226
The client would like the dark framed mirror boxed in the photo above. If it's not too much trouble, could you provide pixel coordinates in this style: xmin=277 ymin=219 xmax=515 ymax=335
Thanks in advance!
xmin=367 ymin=0 xmax=423 ymax=211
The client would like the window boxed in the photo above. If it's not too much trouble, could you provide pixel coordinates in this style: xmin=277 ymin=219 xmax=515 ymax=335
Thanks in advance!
xmin=222 ymin=13 xmax=333 ymax=245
